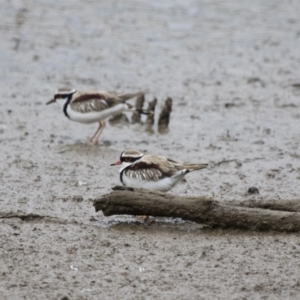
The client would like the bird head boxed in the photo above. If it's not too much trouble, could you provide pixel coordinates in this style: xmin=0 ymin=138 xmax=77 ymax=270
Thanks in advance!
xmin=46 ymin=89 xmax=77 ymax=105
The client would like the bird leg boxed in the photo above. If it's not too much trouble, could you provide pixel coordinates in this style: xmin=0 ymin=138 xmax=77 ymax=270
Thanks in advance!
xmin=91 ymin=120 xmax=106 ymax=145
xmin=90 ymin=122 xmax=102 ymax=143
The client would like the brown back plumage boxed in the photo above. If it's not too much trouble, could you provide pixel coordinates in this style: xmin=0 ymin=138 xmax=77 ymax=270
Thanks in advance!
xmin=181 ymin=163 xmax=208 ymax=172
xmin=137 ymin=154 xmax=207 ymax=177
xmin=69 ymin=91 xmax=143 ymax=113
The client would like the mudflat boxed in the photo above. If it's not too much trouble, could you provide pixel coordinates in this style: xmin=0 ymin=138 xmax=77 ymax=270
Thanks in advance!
xmin=1 ymin=1 xmax=300 ymax=299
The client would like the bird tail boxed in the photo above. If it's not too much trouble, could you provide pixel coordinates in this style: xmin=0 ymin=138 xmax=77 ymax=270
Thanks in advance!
xmin=183 ymin=163 xmax=208 ymax=172
xmin=119 ymin=92 xmax=144 ymax=101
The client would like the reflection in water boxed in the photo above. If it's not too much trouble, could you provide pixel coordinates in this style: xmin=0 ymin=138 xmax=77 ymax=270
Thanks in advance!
xmin=96 ymin=214 xmax=205 ymax=232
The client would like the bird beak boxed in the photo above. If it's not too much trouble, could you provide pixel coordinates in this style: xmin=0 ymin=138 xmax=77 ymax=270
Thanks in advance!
xmin=110 ymin=160 xmax=122 ymax=166
xmin=46 ymin=98 xmax=56 ymax=105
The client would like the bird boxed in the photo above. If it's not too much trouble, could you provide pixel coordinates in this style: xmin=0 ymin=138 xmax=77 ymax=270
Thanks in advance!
xmin=111 ymin=149 xmax=208 ymax=192
xmin=46 ymin=89 xmax=145 ymax=145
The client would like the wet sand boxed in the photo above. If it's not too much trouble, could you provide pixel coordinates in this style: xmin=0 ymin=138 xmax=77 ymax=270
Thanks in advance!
xmin=1 ymin=0 xmax=300 ymax=299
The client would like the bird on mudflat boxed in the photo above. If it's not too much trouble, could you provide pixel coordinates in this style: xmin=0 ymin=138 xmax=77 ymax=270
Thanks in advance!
xmin=46 ymin=89 xmax=145 ymax=144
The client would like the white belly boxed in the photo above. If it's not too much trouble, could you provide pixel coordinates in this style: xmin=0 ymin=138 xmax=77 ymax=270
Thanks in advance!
xmin=122 ymin=172 xmax=185 ymax=192
xmin=66 ymin=103 xmax=127 ymax=124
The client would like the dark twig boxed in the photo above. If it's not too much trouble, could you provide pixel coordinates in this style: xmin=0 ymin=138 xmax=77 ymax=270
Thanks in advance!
xmin=145 ymin=98 xmax=157 ymax=126
xmin=131 ymin=93 xmax=145 ymax=124
xmin=158 ymin=97 xmax=172 ymax=133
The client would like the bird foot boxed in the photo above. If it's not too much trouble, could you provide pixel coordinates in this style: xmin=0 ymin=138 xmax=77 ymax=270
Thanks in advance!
xmin=136 ymin=215 xmax=149 ymax=222
xmin=90 ymin=138 xmax=99 ymax=145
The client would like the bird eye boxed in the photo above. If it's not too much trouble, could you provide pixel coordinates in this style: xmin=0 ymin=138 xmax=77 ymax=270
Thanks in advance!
xmin=124 ymin=157 xmax=131 ymax=162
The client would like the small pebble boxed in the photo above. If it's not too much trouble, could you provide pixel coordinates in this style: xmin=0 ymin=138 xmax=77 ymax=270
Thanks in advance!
xmin=248 ymin=187 xmax=259 ymax=194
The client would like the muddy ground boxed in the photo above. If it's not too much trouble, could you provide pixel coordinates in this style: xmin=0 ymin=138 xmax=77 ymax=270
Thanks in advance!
xmin=1 ymin=0 xmax=300 ymax=299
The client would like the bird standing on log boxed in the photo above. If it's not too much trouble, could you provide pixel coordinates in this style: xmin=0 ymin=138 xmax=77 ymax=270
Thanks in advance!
xmin=111 ymin=149 xmax=208 ymax=192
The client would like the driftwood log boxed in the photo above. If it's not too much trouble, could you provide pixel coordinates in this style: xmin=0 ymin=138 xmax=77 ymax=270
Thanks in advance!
xmin=227 ymin=199 xmax=300 ymax=213
xmin=93 ymin=186 xmax=300 ymax=232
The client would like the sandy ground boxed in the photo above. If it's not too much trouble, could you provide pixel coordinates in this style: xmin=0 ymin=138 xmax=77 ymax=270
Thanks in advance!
xmin=1 ymin=0 xmax=300 ymax=299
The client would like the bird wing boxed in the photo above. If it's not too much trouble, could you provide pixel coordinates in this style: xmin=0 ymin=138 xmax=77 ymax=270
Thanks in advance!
xmin=125 ymin=155 xmax=185 ymax=182
xmin=70 ymin=91 xmax=142 ymax=113
xmin=70 ymin=92 xmax=124 ymax=113
xmin=125 ymin=165 xmax=165 ymax=182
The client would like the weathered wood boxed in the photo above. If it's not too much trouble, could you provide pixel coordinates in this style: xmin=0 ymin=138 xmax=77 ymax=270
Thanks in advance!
xmin=93 ymin=186 xmax=300 ymax=232
xmin=227 ymin=199 xmax=300 ymax=213
xmin=145 ymin=98 xmax=157 ymax=126
xmin=131 ymin=93 xmax=145 ymax=124
xmin=158 ymin=97 xmax=172 ymax=132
